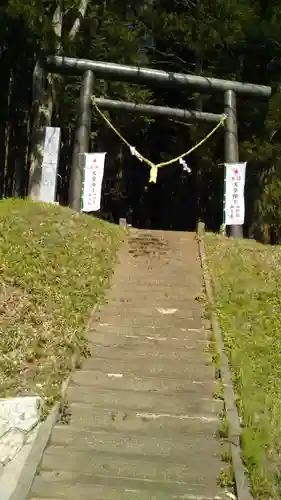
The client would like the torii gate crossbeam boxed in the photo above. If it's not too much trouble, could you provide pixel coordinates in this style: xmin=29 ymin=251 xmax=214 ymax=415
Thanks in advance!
xmin=46 ymin=55 xmax=271 ymax=97
xmin=94 ymin=97 xmax=223 ymax=123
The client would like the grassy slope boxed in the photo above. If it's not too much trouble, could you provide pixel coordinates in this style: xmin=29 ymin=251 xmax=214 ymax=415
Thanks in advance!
xmin=0 ymin=199 xmax=123 ymax=410
xmin=206 ymin=234 xmax=281 ymax=500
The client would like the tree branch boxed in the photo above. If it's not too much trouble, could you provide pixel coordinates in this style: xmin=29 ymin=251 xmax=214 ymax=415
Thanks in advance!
xmin=68 ymin=0 xmax=89 ymax=41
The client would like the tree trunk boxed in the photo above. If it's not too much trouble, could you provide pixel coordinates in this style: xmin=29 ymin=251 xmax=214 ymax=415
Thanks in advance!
xmin=28 ymin=0 xmax=89 ymax=200
xmin=29 ymin=1 xmax=63 ymax=200
xmin=29 ymin=65 xmax=55 ymax=199
xmin=0 ymin=50 xmax=10 ymax=198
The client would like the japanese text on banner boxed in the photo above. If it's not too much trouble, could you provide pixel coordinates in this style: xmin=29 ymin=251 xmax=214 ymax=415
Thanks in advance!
xmin=224 ymin=162 xmax=247 ymax=225
xmin=82 ymin=153 xmax=106 ymax=212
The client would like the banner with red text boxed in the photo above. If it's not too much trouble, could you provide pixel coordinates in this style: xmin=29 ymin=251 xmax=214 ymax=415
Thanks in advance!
xmin=81 ymin=153 xmax=106 ymax=212
xmin=224 ymin=162 xmax=247 ymax=225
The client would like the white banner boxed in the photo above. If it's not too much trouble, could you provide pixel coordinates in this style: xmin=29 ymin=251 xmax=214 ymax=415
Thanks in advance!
xmin=224 ymin=162 xmax=247 ymax=225
xmin=82 ymin=153 xmax=106 ymax=212
xmin=40 ymin=127 xmax=60 ymax=203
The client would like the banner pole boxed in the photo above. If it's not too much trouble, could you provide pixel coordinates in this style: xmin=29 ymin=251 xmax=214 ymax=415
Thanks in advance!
xmin=222 ymin=164 xmax=226 ymax=236
xmin=80 ymin=153 xmax=86 ymax=213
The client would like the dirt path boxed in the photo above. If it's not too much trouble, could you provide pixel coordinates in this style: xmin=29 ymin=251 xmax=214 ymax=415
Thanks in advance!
xmin=28 ymin=230 xmax=226 ymax=499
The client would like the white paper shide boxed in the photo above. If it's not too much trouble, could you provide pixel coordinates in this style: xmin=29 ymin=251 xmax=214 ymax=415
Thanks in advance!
xmin=82 ymin=153 xmax=106 ymax=212
xmin=224 ymin=162 xmax=247 ymax=225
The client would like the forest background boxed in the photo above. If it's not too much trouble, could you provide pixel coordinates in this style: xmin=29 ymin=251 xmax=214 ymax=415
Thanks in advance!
xmin=2 ymin=0 xmax=281 ymax=239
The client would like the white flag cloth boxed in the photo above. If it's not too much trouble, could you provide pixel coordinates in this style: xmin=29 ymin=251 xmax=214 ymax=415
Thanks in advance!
xmin=224 ymin=162 xmax=247 ymax=225
xmin=82 ymin=153 xmax=106 ymax=212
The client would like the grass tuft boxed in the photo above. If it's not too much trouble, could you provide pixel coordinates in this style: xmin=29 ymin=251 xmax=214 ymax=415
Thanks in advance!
xmin=206 ymin=233 xmax=281 ymax=499
xmin=0 ymin=198 xmax=123 ymax=412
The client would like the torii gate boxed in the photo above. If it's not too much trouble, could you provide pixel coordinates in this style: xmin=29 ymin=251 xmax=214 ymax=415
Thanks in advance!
xmin=31 ymin=55 xmax=271 ymax=237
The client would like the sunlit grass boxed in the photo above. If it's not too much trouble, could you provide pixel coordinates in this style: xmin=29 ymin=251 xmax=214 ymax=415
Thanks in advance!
xmin=206 ymin=234 xmax=281 ymax=499
xmin=0 ymin=198 xmax=123 ymax=413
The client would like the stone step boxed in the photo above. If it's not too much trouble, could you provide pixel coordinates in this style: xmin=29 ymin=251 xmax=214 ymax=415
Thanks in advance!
xmin=115 ymin=258 xmax=197 ymax=266
xmin=115 ymin=266 xmax=201 ymax=273
xmin=112 ymin=263 xmax=201 ymax=272
xmin=109 ymin=284 xmax=203 ymax=295
xmin=71 ymin=370 xmax=218 ymax=394
xmin=99 ymin=305 xmax=203 ymax=318
xmin=88 ymin=324 xmax=211 ymax=342
xmin=123 ymin=261 xmax=199 ymax=267
xmin=86 ymin=329 xmax=212 ymax=350
xmin=83 ymin=344 xmax=211 ymax=364
xmin=104 ymin=290 xmax=203 ymax=309
xmin=81 ymin=356 xmax=215 ymax=381
xmin=106 ymin=294 xmax=203 ymax=306
xmin=30 ymin=471 xmax=225 ymax=499
xmin=120 ymin=256 xmax=197 ymax=264
xmin=66 ymin=388 xmax=222 ymax=415
xmin=50 ymin=426 xmax=223 ymax=458
xmin=66 ymin=405 xmax=220 ymax=436
xmin=110 ymin=277 xmax=196 ymax=285
xmin=40 ymin=449 xmax=223 ymax=487
xmin=107 ymin=288 xmax=203 ymax=299
xmin=94 ymin=314 xmax=203 ymax=329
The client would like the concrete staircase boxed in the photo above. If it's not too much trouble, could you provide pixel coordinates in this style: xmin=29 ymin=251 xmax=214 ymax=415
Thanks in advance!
xmin=28 ymin=230 xmax=227 ymax=500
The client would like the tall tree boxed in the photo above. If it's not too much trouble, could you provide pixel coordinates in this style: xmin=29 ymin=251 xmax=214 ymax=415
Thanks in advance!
xmin=28 ymin=0 xmax=90 ymax=199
